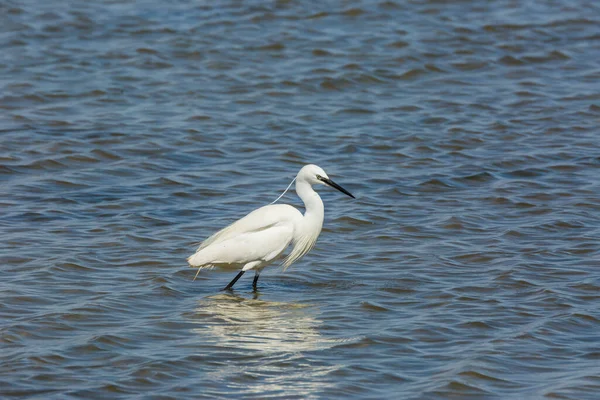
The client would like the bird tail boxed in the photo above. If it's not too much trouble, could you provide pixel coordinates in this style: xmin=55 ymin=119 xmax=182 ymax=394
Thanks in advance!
xmin=188 ymin=255 xmax=215 ymax=281
xmin=192 ymin=265 xmax=205 ymax=281
xmin=187 ymin=251 xmax=207 ymax=268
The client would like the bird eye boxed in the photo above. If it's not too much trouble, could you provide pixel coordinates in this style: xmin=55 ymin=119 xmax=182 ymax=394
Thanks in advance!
xmin=316 ymin=174 xmax=323 ymax=180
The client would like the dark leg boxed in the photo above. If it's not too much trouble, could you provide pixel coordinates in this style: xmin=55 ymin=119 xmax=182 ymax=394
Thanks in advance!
xmin=252 ymin=272 xmax=260 ymax=291
xmin=223 ymin=270 xmax=245 ymax=291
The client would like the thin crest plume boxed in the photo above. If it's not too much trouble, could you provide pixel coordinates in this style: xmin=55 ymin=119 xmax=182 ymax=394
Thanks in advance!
xmin=270 ymin=176 xmax=297 ymax=204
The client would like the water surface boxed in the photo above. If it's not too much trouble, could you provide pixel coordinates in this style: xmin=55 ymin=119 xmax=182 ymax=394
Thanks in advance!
xmin=2 ymin=0 xmax=600 ymax=399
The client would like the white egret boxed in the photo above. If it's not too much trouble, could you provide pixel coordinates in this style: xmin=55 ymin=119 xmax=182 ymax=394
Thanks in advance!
xmin=187 ymin=164 xmax=355 ymax=291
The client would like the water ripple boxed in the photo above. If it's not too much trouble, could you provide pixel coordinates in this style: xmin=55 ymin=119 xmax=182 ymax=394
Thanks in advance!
xmin=2 ymin=0 xmax=600 ymax=398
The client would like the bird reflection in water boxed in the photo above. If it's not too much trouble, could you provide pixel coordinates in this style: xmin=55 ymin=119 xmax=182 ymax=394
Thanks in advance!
xmin=192 ymin=291 xmax=328 ymax=353
xmin=189 ymin=292 xmax=349 ymax=398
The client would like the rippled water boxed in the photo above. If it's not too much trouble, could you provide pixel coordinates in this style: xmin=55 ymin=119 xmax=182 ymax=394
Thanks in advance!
xmin=2 ymin=0 xmax=600 ymax=398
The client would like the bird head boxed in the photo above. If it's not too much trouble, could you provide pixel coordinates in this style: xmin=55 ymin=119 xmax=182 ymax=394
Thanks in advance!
xmin=298 ymin=164 xmax=355 ymax=199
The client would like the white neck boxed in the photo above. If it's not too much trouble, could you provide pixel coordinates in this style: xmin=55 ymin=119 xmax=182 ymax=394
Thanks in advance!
xmin=296 ymin=180 xmax=324 ymax=222
xmin=281 ymin=178 xmax=325 ymax=269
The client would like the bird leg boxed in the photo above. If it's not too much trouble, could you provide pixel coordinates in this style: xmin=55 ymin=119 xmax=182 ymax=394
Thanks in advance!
xmin=252 ymin=272 xmax=260 ymax=291
xmin=223 ymin=270 xmax=245 ymax=291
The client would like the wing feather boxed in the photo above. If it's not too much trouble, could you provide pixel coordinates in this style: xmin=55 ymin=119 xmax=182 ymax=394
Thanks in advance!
xmin=195 ymin=204 xmax=300 ymax=251
xmin=188 ymin=204 xmax=302 ymax=268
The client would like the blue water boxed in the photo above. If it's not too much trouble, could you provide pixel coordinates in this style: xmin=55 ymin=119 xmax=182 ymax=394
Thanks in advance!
xmin=2 ymin=0 xmax=600 ymax=398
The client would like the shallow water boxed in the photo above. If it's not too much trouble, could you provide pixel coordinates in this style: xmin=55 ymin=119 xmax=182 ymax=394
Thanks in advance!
xmin=2 ymin=0 xmax=600 ymax=399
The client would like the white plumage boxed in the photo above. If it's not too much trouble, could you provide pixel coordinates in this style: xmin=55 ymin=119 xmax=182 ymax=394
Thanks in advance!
xmin=187 ymin=164 xmax=355 ymax=291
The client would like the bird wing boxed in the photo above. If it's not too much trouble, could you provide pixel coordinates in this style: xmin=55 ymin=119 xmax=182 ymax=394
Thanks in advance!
xmin=189 ymin=223 xmax=295 ymax=267
xmin=188 ymin=204 xmax=301 ymax=268
xmin=194 ymin=204 xmax=302 ymax=252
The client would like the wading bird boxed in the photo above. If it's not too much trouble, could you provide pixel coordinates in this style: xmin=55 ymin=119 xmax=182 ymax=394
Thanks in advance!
xmin=187 ymin=164 xmax=355 ymax=291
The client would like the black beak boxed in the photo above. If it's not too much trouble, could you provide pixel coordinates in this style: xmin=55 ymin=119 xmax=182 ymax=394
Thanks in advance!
xmin=317 ymin=176 xmax=355 ymax=199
